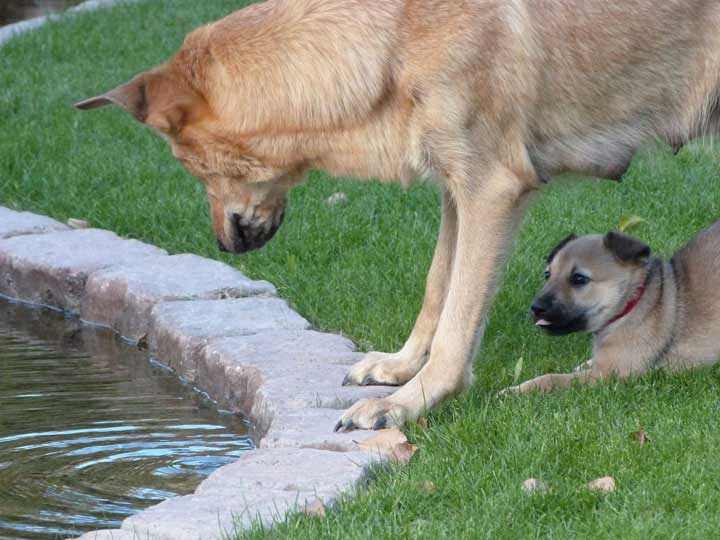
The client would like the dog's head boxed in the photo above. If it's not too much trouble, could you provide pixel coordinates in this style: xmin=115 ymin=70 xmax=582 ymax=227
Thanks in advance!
xmin=531 ymin=231 xmax=651 ymax=335
xmin=74 ymin=53 xmax=304 ymax=254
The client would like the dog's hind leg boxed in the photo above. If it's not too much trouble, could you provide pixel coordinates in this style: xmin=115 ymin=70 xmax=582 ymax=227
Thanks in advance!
xmin=342 ymin=188 xmax=457 ymax=387
xmin=336 ymin=162 xmax=536 ymax=430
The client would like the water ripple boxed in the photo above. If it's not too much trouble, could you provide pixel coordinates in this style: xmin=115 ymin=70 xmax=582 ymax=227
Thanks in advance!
xmin=0 ymin=302 xmax=253 ymax=540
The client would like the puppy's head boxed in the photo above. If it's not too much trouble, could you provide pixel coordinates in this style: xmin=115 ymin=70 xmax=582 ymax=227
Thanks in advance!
xmin=531 ymin=231 xmax=651 ymax=335
xmin=74 ymin=47 xmax=305 ymax=254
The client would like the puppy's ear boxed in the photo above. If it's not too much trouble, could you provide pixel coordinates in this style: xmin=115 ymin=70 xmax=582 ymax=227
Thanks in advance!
xmin=74 ymin=70 xmax=207 ymax=135
xmin=603 ymin=231 xmax=651 ymax=263
xmin=546 ymin=233 xmax=578 ymax=263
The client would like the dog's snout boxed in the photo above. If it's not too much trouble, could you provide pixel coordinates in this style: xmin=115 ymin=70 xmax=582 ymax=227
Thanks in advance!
xmin=217 ymin=209 xmax=286 ymax=254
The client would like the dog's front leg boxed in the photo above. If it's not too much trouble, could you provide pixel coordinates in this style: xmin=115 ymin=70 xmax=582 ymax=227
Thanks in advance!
xmin=342 ymin=188 xmax=457 ymax=387
xmin=336 ymin=164 xmax=535 ymax=430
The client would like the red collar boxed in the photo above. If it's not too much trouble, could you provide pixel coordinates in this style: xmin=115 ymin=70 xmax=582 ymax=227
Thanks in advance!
xmin=601 ymin=283 xmax=646 ymax=331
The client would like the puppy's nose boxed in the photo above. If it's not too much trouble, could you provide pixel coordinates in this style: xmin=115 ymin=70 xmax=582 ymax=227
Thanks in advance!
xmin=531 ymin=299 xmax=549 ymax=318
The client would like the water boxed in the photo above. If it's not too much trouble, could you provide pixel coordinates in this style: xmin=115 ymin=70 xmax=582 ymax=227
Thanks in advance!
xmin=0 ymin=1 xmax=82 ymax=28
xmin=0 ymin=301 xmax=253 ymax=540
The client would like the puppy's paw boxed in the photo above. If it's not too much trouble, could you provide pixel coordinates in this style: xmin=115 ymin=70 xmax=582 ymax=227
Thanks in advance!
xmin=497 ymin=384 xmax=522 ymax=397
xmin=342 ymin=351 xmax=420 ymax=387
xmin=500 ymin=373 xmax=571 ymax=394
xmin=333 ymin=397 xmax=409 ymax=432
xmin=574 ymin=359 xmax=593 ymax=372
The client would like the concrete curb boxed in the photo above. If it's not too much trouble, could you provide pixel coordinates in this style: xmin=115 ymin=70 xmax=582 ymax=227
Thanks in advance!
xmin=0 ymin=0 xmax=141 ymax=48
xmin=0 ymin=207 xmax=392 ymax=540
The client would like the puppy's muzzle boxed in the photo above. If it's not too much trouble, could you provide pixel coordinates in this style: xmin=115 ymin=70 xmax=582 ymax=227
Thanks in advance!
xmin=530 ymin=298 xmax=550 ymax=320
xmin=219 ymin=207 xmax=286 ymax=254
xmin=530 ymin=294 xmax=587 ymax=335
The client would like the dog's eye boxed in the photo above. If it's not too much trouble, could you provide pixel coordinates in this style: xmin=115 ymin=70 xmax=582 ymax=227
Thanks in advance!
xmin=544 ymin=269 xmax=551 ymax=280
xmin=570 ymin=273 xmax=590 ymax=286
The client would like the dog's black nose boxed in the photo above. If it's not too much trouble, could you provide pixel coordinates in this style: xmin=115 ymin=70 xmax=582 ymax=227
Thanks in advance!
xmin=226 ymin=210 xmax=285 ymax=254
xmin=531 ymin=298 xmax=549 ymax=318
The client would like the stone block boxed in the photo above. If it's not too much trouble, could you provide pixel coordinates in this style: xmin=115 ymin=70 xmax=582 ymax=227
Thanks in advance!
xmin=82 ymin=253 xmax=275 ymax=340
xmin=121 ymin=448 xmax=375 ymax=540
xmin=0 ymin=229 xmax=166 ymax=312
xmin=196 ymin=331 xmax=391 ymax=435
xmin=260 ymin=406 xmax=387 ymax=453
xmin=148 ymin=299 xmax=311 ymax=380
xmin=0 ymin=207 xmax=69 ymax=239
xmin=74 ymin=530 xmax=138 ymax=540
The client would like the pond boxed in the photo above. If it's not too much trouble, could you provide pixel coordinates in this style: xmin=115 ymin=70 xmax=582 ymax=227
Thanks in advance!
xmin=0 ymin=300 xmax=253 ymax=540
xmin=0 ymin=1 xmax=82 ymax=28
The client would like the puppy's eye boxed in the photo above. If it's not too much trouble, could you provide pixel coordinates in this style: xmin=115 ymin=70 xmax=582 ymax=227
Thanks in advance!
xmin=543 ymin=268 xmax=551 ymax=280
xmin=570 ymin=273 xmax=590 ymax=286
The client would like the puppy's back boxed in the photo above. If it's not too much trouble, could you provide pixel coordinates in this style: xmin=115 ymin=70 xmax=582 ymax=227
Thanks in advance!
xmin=670 ymin=221 xmax=720 ymax=365
xmin=673 ymin=221 xmax=720 ymax=287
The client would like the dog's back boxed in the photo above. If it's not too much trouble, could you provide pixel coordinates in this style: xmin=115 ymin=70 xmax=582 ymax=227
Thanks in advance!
xmin=523 ymin=0 xmax=720 ymax=180
xmin=669 ymin=221 xmax=720 ymax=367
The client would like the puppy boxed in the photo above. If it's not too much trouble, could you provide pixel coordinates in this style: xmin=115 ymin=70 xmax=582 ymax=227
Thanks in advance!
xmin=505 ymin=222 xmax=720 ymax=394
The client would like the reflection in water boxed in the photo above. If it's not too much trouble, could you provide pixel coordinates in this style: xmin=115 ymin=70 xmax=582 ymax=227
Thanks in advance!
xmin=0 ymin=1 xmax=82 ymax=27
xmin=0 ymin=301 xmax=252 ymax=540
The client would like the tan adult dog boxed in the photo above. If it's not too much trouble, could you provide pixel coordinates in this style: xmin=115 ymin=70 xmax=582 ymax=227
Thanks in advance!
xmin=504 ymin=223 xmax=720 ymax=394
xmin=75 ymin=0 xmax=720 ymax=431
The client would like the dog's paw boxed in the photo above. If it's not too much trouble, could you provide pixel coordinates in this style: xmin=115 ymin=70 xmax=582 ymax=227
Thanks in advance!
xmin=342 ymin=351 xmax=419 ymax=387
xmin=497 ymin=384 xmax=522 ymax=397
xmin=333 ymin=397 xmax=409 ymax=432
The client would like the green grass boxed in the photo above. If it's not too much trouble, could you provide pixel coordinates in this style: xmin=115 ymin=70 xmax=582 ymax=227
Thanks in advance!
xmin=2 ymin=2 xmax=720 ymax=539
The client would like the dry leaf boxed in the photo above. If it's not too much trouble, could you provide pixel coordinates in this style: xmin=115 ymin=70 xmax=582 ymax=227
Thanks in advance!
xmin=287 ymin=253 xmax=298 ymax=274
xmin=586 ymin=476 xmax=616 ymax=492
xmin=355 ymin=428 xmax=417 ymax=464
xmin=417 ymin=480 xmax=436 ymax=493
xmin=302 ymin=498 xmax=326 ymax=518
xmin=325 ymin=192 xmax=348 ymax=206
xmin=67 ymin=218 xmax=90 ymax=229
xmin=392 ymin=441 xmax=418 ymax=464
xmin=512 ymin=356 xmax=524 ymax=384
xmin=521 ymin=478 xmax=547 ymax=494
xmin=355 ymin=427 xmax=407 ymax=450
xmin=136 ymin=335 xmax=149 ymax=351
xmin=631 ymin=428 xmax=650 ymax=446
xmin=617 ymin=215 xmax=645 ymax=233
xmin=417 ymin=416 xmax=428 ymax=431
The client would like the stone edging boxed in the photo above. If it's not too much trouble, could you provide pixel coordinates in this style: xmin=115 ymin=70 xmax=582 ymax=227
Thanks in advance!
xmin=0 ymin=0 xmax=139 ymax=48
xmin=0 ymin=207 xmax=392 ymax=540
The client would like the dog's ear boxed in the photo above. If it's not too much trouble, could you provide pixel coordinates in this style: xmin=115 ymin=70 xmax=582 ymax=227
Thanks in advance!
xmin=74 ymin=70 xmax=205 ymax=135
xmin=74 ymin=73 xmax=152 ymax=122
xmin=603 ymin=231 xmax=651 ymax=263
xmin=546 ymin=233 xmax=578 ymax=263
